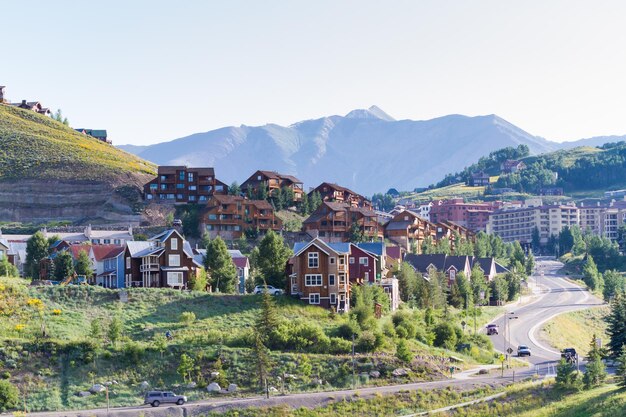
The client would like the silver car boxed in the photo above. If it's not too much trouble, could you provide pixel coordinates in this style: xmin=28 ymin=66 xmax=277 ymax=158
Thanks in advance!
xmin=144 ymin=391 xmax=187 ymax=407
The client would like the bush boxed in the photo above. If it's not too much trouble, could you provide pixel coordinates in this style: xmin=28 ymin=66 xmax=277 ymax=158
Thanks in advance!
xmin=0 ymin=372 xmax=9 ymax=380
xmin=0 ymin=380 xmax=19 ymax=412
xmin=415 ymin=327 xmax=435 ymax=346
xmin=179 ymin=311 xmax=196 ymax=324
xmin=396 ymin=339 xmax=413 ymax=363
xmin=433 ymin=322 xmax=458 ymax=350
xmin=288 ymin=322 xmax=331 ymax=353
xmin=336 ymin=320 xmax=361 ymax=340
xmin=356 ymin=331 xmax=384 ymax=352
xmin=329 ymin=337 xmax=352 ymax=354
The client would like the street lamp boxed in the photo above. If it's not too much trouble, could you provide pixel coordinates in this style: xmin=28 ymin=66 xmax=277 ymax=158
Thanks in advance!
xmin=504 ymin=312 xmax=519 ymax=368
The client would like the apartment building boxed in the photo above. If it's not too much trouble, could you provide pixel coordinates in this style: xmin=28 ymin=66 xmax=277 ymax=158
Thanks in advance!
xmin=143 ymin=166 xmax=228 ymax=204
xmin=429 ymin=198 xmax=503 ymax=232
xmin=241 ymin=170 xmax=304 ymax=201
xmin=487 ymin=202 xmax=579 ymax=244
xmin=302 ymin=202 xmax=382 ymax=242
xmin=309 ymin=182 xmax=372 ymax=208
xmin=384 ymin=210 xmax=436 ymax=252
xmin=200 ymin=195 xmax=282 ymax=239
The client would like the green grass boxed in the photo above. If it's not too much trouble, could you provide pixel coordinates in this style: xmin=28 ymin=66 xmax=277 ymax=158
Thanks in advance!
xmin=276 ymin=210 xmax=306 ymax=232
xmin=540 ymin=307 xmax=609 ymax=356
xmin=0 ymin=104 xmax=155 ymax=181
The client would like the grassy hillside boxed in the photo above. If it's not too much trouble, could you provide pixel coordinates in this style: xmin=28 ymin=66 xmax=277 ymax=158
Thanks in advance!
xmin=0 ymin=276 xmax=500 ymax=412
xmin=0 ymin=104 xmax=155 ymax=181
xmin=540 ymin=307 xmax=609 ymax=355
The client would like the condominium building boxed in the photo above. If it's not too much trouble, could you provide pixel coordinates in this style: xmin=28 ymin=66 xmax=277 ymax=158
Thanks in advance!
xmin=430 ymin=198 xmax=503 ymax=232
xmin=143 ymin=166 xmax=228 ymax=204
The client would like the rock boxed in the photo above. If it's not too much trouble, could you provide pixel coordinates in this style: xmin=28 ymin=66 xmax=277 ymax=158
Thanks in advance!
xmin=284 ymin=373 xmax=297 ymax=380
xmin=227 ymin=384 xmax=238 ymax=393
xmin=313 ymin=378 xmax=323 ymax=386
xmin=210 ymin=371 xmax=220 ymax=378
xmin=478 ymin=369 xmax=489 ymax=375
xmin=187 ymin=382 xmax=197 ymax=388
xmin=269 ymin=387 xmax=278 ymax=393
xmin=392 ymin=368 xmax=408 ymax=377
xmin=207 ymin=382 xmax=221 ymax=392
xmin=369 ymin=371 xmax=380 ymax=378
xmin=140 ymin=381 xmax=150 ymax=390
xmin=78 ymin=391 xmax=91 ymax=397
xmin=89 ymin=384 xmax=106 ymax=393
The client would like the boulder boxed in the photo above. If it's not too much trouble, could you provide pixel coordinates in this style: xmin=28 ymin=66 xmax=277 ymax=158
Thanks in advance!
xmin=187 ymin=382 xmax=197 ymax=389
xmin=77 ymin=391 xmax=91 ymax=397
xmin=140 ymin=381 xmax=150 ymax=390
xmin=313 ymin=378 xmax=323 ymax=386
xmin=89 ymin=384 xmax=106 ymax=393
xmin=210 ymin=371 xmax=220 ymax=378
xmin=207 ymin=382 xmax=221 ymax=392
xmin=227 ymin=384 xmax=238 ymax=393
xmin=369 ymin=371 xmax=381 ymax=378
xmin=269 ymin=387 xmax=278 ymax=393
xmin=391 ymin=368 xmax=408 ymax=377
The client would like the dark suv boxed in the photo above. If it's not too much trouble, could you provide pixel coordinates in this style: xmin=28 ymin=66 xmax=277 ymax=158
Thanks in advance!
xmin=144 ymin=391 xmax=187 ymax=407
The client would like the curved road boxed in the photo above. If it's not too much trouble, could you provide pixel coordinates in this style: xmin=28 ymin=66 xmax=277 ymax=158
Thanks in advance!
xmin=491 ymin=257 xmax=603 ymax=368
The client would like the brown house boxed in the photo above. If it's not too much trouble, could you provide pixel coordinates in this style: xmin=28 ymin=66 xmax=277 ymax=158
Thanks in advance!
xmin=123 ymin=229 xmax=201 ymax=288
xmin=200 ymin=195 xmax=282 ymax=239
xmin=241 ymin=170 xmax=304 ymax=201
xmin=470 ymin=171 xmax=490 ymax=187
xmin=302 ymin=202 xmax=382 ymax=243
xmin=384 ymin=210 xmax=437 ymax=252
xmin=309 ymin=182 xmax=372 ymax=208
xmin=144 ymin=166 xmax=228 ymax=204
xmin=11 ymin=99 xmax=51 ymax=115
xmin=290 ymin=239 xmax=351 ymax=312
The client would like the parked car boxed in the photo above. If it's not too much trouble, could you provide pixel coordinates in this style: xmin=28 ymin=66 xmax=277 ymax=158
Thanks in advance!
xmin=144 ymin=391 xmax=187 ymax=407
xmin=486 ymin=324 xmax=499 ymax=335
xmin=172 ymin=218 xmax=183 ymax=227
xmin=561 ymin=348 xmax=578 ymax=363
xmin=517 ymin=345 xmax=532 ymax=357
xmin=253 ymin=285 xmax=284 ymax=295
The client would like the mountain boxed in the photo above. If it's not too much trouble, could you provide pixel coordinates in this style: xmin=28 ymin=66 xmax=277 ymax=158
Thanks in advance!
xmin=558 ymin=135 xmax=626 ymax=150
xmin=0 ymin=104 xmax=156 ymax=223
xmin=120 ymin=106 xmax=565 ymax=196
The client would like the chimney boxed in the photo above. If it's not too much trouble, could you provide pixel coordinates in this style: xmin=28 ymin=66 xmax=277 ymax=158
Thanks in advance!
xmin=21 ymin=99 xmax=26 ymax=105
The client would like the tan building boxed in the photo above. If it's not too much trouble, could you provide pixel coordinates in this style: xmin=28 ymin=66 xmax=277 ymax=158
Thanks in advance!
xmin=302 ymin=202 xmax=382 ymax=243
xmin=200 ymin=195 xmax=282 ymax=239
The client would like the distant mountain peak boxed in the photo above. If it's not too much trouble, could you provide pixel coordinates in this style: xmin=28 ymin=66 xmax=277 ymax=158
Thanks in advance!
xmin=344 ymin=105 xmax=395 ymax=122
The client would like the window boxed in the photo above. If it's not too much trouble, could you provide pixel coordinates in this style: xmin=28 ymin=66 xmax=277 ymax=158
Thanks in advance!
xmin=330 ymin=293 xmax=337 ymax=304
xmin=329 ymin=274 xmax=335 ymax=285
xmin=179 ymin=171 xmax=185 ymax=181
xmin=168 ymin=254 xmax=180 ymax=267
xmin=160 ymin=175 xmax=167 ymax=181
xmin=308 ymin=252 xmax=319 ymax=268
xmin=188 ymin=172 xmax=194 ymax=182
xmin=309 ymin=293 xmax=320 ymax=304
xmin=364 ymin=272 xmax=369 ymax=281
xmin=329 ymin=257 xmax=336 ymax=265
xmin=189 ymin=185 xmax=197 ymax=191
xmin=305 ymin=274 xmax=323 ymax=286
xmin=449 ymin=269 xmax=456 ymax=280
xmin=146 ymin=194 xmax=153 ymax=200
xmin=103 ymin=239 xmax=111 ymax=244
xmin=170 ymin=238 xmax=178 ymax=250
xmin=257 ymin=175 xmax=262 ymax=180
xmin=176 ymin=183 xmax=185 ymax=189
xmin=189 ymin=195 xmax=196 ymax=201
xmin=176 ymin=194 xmax=184 ymax=199
xmin=339 ymin=274 xmax=346 ymax=285
xmin=359 ymin=257 xmax=369 ymax=266
xmin=161 ymin=184 xmax=167 ymax=190
xmin=349 ymin=257 xmax=355 ymax=264
xmin=126 ymin=257 xmax=130 ymax=269
xmin=167 ymin=272 xmax=184 ymax=286
xmin=114 ymin=239 xmax=121 ymax=245
xmin=150 ymin=184 xmax=157 ymax=190
xmin=208 ymin=214 xmax=217 ymax=220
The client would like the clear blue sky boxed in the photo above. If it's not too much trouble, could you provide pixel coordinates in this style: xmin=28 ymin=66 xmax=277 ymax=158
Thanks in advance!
xmin=4 ymin=1 xmax=626 ymax=146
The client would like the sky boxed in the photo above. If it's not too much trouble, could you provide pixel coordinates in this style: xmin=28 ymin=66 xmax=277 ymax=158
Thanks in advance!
xmin=4 ymin=1 xmax=626 ymax=146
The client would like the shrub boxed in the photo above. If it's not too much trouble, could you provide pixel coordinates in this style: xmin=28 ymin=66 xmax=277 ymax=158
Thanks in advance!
xmin=0 ymin=380 xmax=18 ymax=412
xmin=356 ymin=331 xmax=384 ymax=353
xmin=382 ymin=321 xmax=397 ymax=338
xmin=336 ymin=320 xmax=361 ymax=340
xmin=396 ymin=339 xmax=413 ymax=363
xmin=179 ymin=311 xmax=196 ymax=324
xmin=329 ymin=337 xmax=352 ymax=354
xmin=0 ymin=372 xmax=9 ymax=380
xmin=288 ymin=322 xmax=331 ymax=353
xmin=433 ymin=322 xmax=458 ymax=350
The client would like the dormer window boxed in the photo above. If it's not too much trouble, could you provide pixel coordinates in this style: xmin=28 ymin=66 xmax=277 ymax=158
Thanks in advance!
xmin=171 ymin=238 xmax=178 ymax=250
xmin=308 ymin=252 xmax=319 ymax=268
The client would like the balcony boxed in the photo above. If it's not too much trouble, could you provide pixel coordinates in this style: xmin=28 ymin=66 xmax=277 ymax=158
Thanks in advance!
xmin=140 ymin=263 xmax=160 ymax=272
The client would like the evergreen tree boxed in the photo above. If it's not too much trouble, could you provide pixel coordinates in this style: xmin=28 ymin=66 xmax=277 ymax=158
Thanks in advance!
xmin=25 ymin=231 xmax=49 ymax=279
xmin=602 ymin=269 xmax=626 ymax=301
xmin=583 ymin=334 xmax=607 ymax=389
xmin=422 ymin=236 xmax=436 ymax=255
xmin=559 ymin=226 xmax=574 ymax=254
xmin=396 ymin=339 xmax=413 ymax=363
xmin=448 ymin=280 xmax=463 ymax=308
xmin=256 ymin=230 xmax=292 ymax=288
xmin=281 ymin=186 xmax=294 ymax=208
xmin=108 ymin=316 xmax=122 ymax=347
xmin=470 ymin=264 xmax=489 ymax=305
xmin=252 ymin=330 xmax=271 ymax=389
xmin=200 ymin=231 xmax=211 ymax=250
xmin=309 ymin=191 xmax=322 ymax=213
xmin=510 ymin=241 xmax=525 ymax=266
xmin=397 ymin=262 xmax=418 ymax=302
xmin=582 ymin=255 xmax=603 ymax=291
xmin=229 ymin=181 xmax=241 ymax=196
xmin=490 ymin=275 xmax=509 ymax=304
xmin=299 ymin=192 xmax=310 ymax=216
xmin=272 ymin=187 xmax=284 ymax=210
xmin=348 ymin=222 xmax=365 ymax=243
xmin=531 ymin=226 xmax=541 ymax=252
xmin=257 ymin=185 xmax=269 ymax=201
xmin=616 ymin=345 xmax=626 ymax=388
xmin=436 ymin=236 xmax=452 ymax=255
xmin=204 ymin=236 xmax=237 ymax=293
xmin=555 ymin=358 xmax=581 ymax=391
xmin=54 ymin=251 xmax=75 ymax=280
xmin=0 ymin=257 xmax=18 ymax=277
xmin=74 ymin=250 xmax=92 ymax=277
xmin=456 ymin=272 xmax=473 ymax=310
xmin=606 ymin=294 xmax=626 ymax=356
xmin=525 ymin=253 xmax=535 ymax=276
xmin=257 ymin=287 xmax=280 ymax=345
xmin=505 ymin=271 xmax=521 ymax=302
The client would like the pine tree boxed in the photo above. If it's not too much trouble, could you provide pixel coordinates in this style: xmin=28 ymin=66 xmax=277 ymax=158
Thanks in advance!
xmin=555 ymin=358 xmax=581 ymax=391
xmin=583 ymin=334 xmax=607 ymax=389
xmin=229 ymin=181 xmax=241 ymax=196
xmin=583 ymin=255 xmax=603 ymax=291
xmin=200 ymin=232 xmax=211 ymax=250
xmin=397 ymin=262 xmax=418 ymax=302
xmin=252 ymin=330 xmax=271 ymax=389
xmin=510 ymin=241 xmax=525 ymax=266
xmin=299 ymin=192 xmax=310 ymax=216
xmin=348 ymin=222 xmax=365 ymax=243
xmin=25 ymin=231 xmax=49 ymax=279
xmin=471 ymin=264 xmax=489 ymax=305
xmin=616 ymin=345 xmax=626 ymax=388
xmin=204 ymin=236 xmax=237 ymax=293
xmin=74 ymin=250 xmax=93 ymax=277
xmin=54 ymin=251 xmax=75 ymax=280
xmin=396 ymin=339 xmax=413 ymax=363
xmin=257 ymin=288 xmax=280 ymax=345
xmin=456 ymin=272 xmax=473 ymax=310
xmin=525 ymin=253 xmax=535 ymax=276
xmin=531 ymin=226 xmax=541 ymax=252
xmin=309 ymin=191 xmax=322 ymax=213
xmin=606 ymin=294 xmax=626 ymax=356
xmin=256 ymin=230 xmax=292 ymax=288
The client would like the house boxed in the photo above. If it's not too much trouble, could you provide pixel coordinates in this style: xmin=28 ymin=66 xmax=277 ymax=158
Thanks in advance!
xmin=385 ymin=246 xmax=405 ymax=273
xmin=500 ymin=160 xmax=527 ymax=174
xmin=0 ymin=239 xmax=8 ymax=261
xmin=10 ymin=99 xmax=51 ymax=115
xmin=302 ymin=202 xmax=382 ymax=243
xmin=200 ymin=195 xmax=282 ymax=239
xmin=539 ymin=187 xmax=564 ymax=196
xmin=309 ymin=182 xmax=372 ymax=208
xmin=144 ymin=166 xmax=228 ymax=204
xmin=380 ymin=278 xmax=400 ymax=311
xmin=348 ymin=244 xmax=378 ymax=284
xmin=124 ymin=230 xmax=201 ymax=288
xmin=241 ymin=170 xmax=304 ymax=202
xmin=470 ymin=257 xmax=498 ymax=282
xmin=470 ymin=171 xmax=490 ymax=187
xmin=75 ymin=129 xmax=110 ymax=144
xmin=98 ymin=246 xmax=126 ymax=288
xmin=404 ymin=254 xmax=472 ymax=286
xmin=384 ymin=210 xmax=436 ymax=252
xmin=290 ymin=238 xmax=351 ymax=312
xmin=429 ymin=199 xmax=503 ymax=232
xmin=355 ymin=242 xmax=388 ymax=280
xmin=4 ymin=241 xmax=27 ymax=276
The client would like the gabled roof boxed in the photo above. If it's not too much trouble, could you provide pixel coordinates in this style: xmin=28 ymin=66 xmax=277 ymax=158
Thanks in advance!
xmin=293 ymin=238 xmax=332 ymax=257
xmin=355 ymin=242 xmax=385 ymax=257
xmin=327 ymin=242 xmax=351 ymax=254
xmin=211 ymin=194 xmax=244 ymax=204
xmin=126 ymin=241 xmax=155 ymax=257
xmin=0 ymin=239 xmax=8 ymax=251
xmin=386 ymin=246 xmax=403 ymax=261
xmin=67 ymin=245 xmax=92 ymax=260
xmin=445 ymin=256 xmax=470 ymax=272
xmin=405 ymin=254 xmax=447 ymax=272
xmin=232 ymin=257 xmax=250 ymax=269
xmin=91 ymin=245 xmax=124 ymax=261
xmin=471 ymin=257 xmax=496 ymax=274
xmin=495 ymin=262 xmax=510 ymax=274
xmin=248 ymin=199 xmax=273 ymax=210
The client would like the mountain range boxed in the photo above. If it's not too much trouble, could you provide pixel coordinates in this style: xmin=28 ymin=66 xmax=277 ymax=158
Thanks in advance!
xmin=119 ymin=106 xmax=626 ymax=196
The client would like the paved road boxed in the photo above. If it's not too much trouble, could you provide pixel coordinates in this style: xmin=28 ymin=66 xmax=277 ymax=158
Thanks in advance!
xmin=490 ymin=257 xmax=603 ymax=368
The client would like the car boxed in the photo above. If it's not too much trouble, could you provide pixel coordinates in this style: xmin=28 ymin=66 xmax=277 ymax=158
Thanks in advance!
xmin=172 ymin=218 xmax=183 ymax=227
xmin=486 ymin=324 xmax=499 ymax=335
xmin=253 ymin=285 xmax=284 ymax=295
xmin=517 ymin=345 xmax=532 ymax=357
xmin=144 ymin=391 xmax=187 ymax=407
xmin=561 ymin=348 xmax=578 ymax=363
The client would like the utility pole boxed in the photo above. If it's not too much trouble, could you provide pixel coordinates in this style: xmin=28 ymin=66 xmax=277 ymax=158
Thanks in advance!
xmin=352 ymin=333 xmax=356 ymax=390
